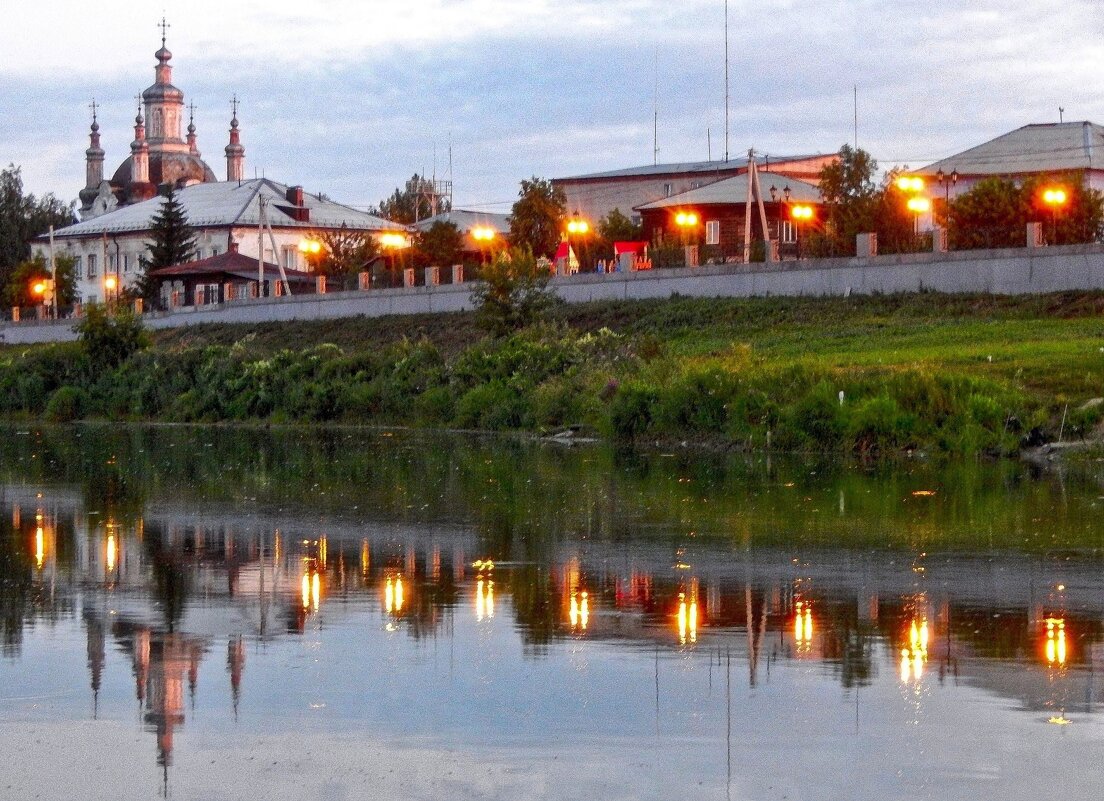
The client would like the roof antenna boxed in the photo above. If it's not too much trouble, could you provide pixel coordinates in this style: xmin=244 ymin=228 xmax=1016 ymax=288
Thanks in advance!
xmin=653 ymin=46 xmax=659 ymax=165
xmin=724 ymin=0 xmax=730 ymax=162
xmin=1059 ymin=106 xmax=1065 ymax=123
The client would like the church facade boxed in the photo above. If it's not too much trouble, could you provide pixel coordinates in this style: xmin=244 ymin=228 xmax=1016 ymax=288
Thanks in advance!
xmin=79 ymin=30 xmax=241 ymax=220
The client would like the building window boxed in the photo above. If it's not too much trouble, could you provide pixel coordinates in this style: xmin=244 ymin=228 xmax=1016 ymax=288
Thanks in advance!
xmin=691 ymin=181 xmax=702 ymax=189
xmin=73 ymin=256 xmax=82 ymax=275
xmin=663 ymin=183 xmax=674 ymax=198
xmin=706 ymin=220 xmax=720 ymax=245
xmin=87 ymin=254 xmax=98 ymax=278
xmin=631 ymin=214 xmax=642 ymax=227
xmin=108 ymin=254 xmax=117 ymax=271
xmin=211 ymin=247 xmax=219 ymax=258
xmin=781 ymin=220 xmax=796 ymax=244
xmin=123 ymin=254 xmax=131 ymax=273
xmin=282 ymin=246 xmax=297 ymax=270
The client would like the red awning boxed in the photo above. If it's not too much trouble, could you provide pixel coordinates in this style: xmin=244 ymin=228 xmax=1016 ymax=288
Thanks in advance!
xmin=614 ymin=241 xmax=648 ymax=256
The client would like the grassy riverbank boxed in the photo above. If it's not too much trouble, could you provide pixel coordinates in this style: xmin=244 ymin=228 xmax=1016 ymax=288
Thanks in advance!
xmin=3 ymin=291 xmax=1104 ymax=456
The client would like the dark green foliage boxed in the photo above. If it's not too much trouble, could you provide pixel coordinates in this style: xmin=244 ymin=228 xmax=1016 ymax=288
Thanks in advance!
xmin=471 ymin=248 xmax=559 ymax=335
xmin=376 ymin=174 xmax=449 ymax=224
xmin=137 ymin=187 xmax=197 ymax=303
xmin=509 ymin=177 xmax=566 ymax=257
xmin=44 ymin=386 xmax=87 ymax=422
xmin=74 ymin=304 xmax=150 ymax=371
xmin=0 ymin=164 xmax=76 ymax=301
xmin=415 ymin=220 xmax=464 ymax=268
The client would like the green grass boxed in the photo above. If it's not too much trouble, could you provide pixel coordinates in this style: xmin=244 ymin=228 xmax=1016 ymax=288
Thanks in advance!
xmin=4 ymin=291 xmax=1103 ymax=456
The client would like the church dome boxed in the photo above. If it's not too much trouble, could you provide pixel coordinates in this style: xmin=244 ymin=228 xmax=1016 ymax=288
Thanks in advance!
xmin=111 ymin=151 xmax=218 ymax=188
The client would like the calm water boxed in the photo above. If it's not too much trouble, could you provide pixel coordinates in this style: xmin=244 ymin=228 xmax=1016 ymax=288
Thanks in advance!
xmin=0 ymin=425 xmax=1101 ymax=800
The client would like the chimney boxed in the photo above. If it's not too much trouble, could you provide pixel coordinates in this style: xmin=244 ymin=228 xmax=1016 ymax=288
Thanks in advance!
xmin=286 ymin=186 xmax=305 ymax=206
xmin=228 ymin=240 xmax=239 ymax=254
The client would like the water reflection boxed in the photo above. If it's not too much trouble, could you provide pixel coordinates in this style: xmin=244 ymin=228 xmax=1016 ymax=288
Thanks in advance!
xmin=0 ymin=427 xmax=1103 ymax=798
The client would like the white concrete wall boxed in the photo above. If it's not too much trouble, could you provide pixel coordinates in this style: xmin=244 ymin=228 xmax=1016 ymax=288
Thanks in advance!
xmin=5 ymin=242 xmax=1104 ymax=345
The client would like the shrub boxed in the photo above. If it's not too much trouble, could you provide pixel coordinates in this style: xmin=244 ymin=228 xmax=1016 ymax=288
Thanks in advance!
xmin=74 ymin=304 xmax=150 ymax=371
xmin=609 ymin=384 xmax=659 ymax=439
xmin=848 ymin=395 xmax=917 ymax=455
xmin=44 ymin=386 xmax=87 ymax=422
xmin=454 ymin=381 xmax=527 ymax=430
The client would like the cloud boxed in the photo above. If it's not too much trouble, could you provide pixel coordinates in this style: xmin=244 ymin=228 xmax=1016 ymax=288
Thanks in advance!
xmin=2 ymin=0 xmax=1103 ymax=212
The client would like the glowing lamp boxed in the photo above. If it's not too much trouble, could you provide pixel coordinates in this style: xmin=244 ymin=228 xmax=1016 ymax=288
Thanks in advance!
xmin=790 ymin=204 xmax=815 ymax=221
xmin=896 ymin=176 xmax=925 ymax=192
xmin=1042 ymin=188 xmax=1068 ymax=207
xmin=907 ymin=197 xmax=932 ymax=213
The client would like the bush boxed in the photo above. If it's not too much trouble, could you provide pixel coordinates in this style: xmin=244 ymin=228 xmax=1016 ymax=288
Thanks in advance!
xmin=454 ymin=381 xmax=527 ymax=429
xmin=44 ymin=386 xmax=88 ymax=422
xmin=609 ymin=384 xmax=658 ymax=439
xmin=74 ymin=304 xmax=150 ymax=370
xmin=848 ymin=395 xmax=916 ymax=455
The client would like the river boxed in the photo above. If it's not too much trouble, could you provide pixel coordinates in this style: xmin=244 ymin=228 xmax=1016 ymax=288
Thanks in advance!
xmin=0 ymin=425 xmax=1100 ymax=800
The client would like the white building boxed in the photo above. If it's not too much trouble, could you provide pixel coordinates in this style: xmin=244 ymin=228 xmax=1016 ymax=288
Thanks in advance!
xmin=34 ymin=179 xmax=404 ymax=305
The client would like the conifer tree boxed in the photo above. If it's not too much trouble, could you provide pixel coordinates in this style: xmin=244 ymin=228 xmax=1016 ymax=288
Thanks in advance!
xmin=137 ymin=186 xmax=197 ymax=304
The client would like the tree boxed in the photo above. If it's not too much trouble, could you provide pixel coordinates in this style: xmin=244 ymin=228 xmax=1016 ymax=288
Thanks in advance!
xmin=808 ymin=145 xmax=879 ymax=256
xmin=509 ymin=177 xmax=567 ymax=258
xmin=471 ymin=247 xmax=558 ymax=335
xmin=136 ymin=187 xmax=197 ymax=304
xmin=945 ymin=177 xmax=1026 ymax=250
xmin=595 ymin=208 xmax=643 ymax=261
xmin=0 ymin=164 xmax=76 ymax=300
xmin=316 ymin=225 xmax=380 ymax=285
xmin=376 ymin=174 xmax=450 ymax=224
xmin=3 ymin=254 xmax=77 ymax=307
xmin=414 ymin=220 xmax=464 ymax=268
xmin=74 ymin=302 xmax=150 ymax=371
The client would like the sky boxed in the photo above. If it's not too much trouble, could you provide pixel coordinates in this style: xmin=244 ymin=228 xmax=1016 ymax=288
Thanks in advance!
xmin=1 ymin=0 xmax=1103 ymax=214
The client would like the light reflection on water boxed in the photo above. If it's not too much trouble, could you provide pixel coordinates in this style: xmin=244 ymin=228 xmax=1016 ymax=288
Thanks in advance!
xmin=0 ymin=426 xmax=1102 ymax=800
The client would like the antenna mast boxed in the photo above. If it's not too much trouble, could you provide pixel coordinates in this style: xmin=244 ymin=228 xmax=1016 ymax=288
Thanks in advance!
xmin=653 ymin=47 xmax=659 ymax=165
xmin=853 ymin=85 xmax=858 ymax=149
xmin=724 ymin=0 xmax=730 ymax=162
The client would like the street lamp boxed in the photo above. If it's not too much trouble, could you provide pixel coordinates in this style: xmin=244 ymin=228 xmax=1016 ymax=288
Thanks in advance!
xmin=564 ymin=211 xmax=591 ymax=271
xmin=935 ymin=169 xmax=958 ymax=225
xmin=31 ymin=278 xmax=55 ymax=316
xmin=298 ymin=237 xmax=324 ymax=268
xmin=896 ymin=176 xmax=925 ymax=193
xmin=103 ymin=274 xmax=118 ymax=306
xmin=470 ymin=226 xmax=496 ymax=265
xmin=1042 ymin=187 xmax=1069 ymax=245
xmin=379 ymin=232 xmax=410 ymax=287
xmin=906 ymin=196 xmax=931 ymax=237
xmin=790 ymin=204 xmax=814 ymax=259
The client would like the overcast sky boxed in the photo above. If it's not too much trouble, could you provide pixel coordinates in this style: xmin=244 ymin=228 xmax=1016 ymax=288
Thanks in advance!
xmin=2 ymin=0 xmax=1102 ymax=214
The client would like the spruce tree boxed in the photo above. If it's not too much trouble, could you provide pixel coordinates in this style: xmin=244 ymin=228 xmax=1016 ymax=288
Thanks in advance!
xmin=137 ymin=186 xmax=197 ymax=305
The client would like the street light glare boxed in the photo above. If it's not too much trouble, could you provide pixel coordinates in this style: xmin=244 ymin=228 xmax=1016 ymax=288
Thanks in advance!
xmin=907 ymin=197 xmax=931 ymax=213
xmin=104 ymin=276 xmax=118 ymax=291
xmin=471 ymin=227 xmax=496 ymax=241
xmin=790 ymin=205 xmax=814 ymax=220
xmin=1043 ymin=188 xmax=1068 ymax=206
xmin=674 ymin=211 xmax=699 ymax=227
xmin=31 ymin=281 xmax=47 ymax=295
xmin=897 ymin=176 xmax=925 ymax=192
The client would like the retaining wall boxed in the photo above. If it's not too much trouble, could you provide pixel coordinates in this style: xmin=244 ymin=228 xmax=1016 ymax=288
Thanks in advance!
xmin=4 ymin=243 xmax=1103 ymax=345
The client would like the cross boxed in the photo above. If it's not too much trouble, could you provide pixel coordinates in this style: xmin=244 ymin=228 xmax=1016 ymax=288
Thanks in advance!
xmin=230 ymin=94 xmax=239 ymax=119
xmin=135 ymin=94 xmax=144 ymax=119
xmin=89 ymin=98 xmax=98 ymax=123
xmin=188 ymin=101 xmax=197 ymax=123
xmin=158 ymin=16 xmax=170 ymax=45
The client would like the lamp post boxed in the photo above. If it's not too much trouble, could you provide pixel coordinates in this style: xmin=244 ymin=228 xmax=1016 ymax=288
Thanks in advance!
xmin=565 ymin=211 xmax=591 ymax=272
xmin=674 ymin=211 xmax=700 ymax=266
xmin=103 ymin=274 xmax=118 ymax=308
xmin=1042 ymin=187 xmax=1069 ymax=245
xmin=789 ymin=204 xmax=814 ymax=259
xmin=379 ymin=232 xmax=409 ymax=287
xmin=471 ymin=226 xmax=496 ymax=265
xmin=30 ymin=278 xmax=54 ymax=317
xmin=906 ymin=196 xmax=931 ymax=238
xmin=935 ymin=169 xmax=958 ymax=226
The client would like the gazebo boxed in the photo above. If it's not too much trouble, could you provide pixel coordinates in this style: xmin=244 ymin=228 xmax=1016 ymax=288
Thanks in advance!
xmin=148 ymin=245 xmax=315 ymax=308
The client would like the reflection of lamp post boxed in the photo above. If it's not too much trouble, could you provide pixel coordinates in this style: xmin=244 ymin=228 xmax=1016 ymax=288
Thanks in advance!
xmin=1042 ymin=188 xmax=1069 ymax=245
xmin=790 ymin=204 xmax=814 ymax=259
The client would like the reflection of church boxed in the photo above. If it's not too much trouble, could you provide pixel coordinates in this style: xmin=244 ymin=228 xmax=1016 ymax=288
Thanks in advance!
xmin=79 ymin=23 xmax=236 ymax=220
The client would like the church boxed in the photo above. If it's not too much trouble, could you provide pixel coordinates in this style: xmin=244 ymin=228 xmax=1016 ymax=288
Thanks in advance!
xmin=36 ymin=27 xmax=406 ymax=306
xmin=79 ymin=23 xmax=237 ymax=220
